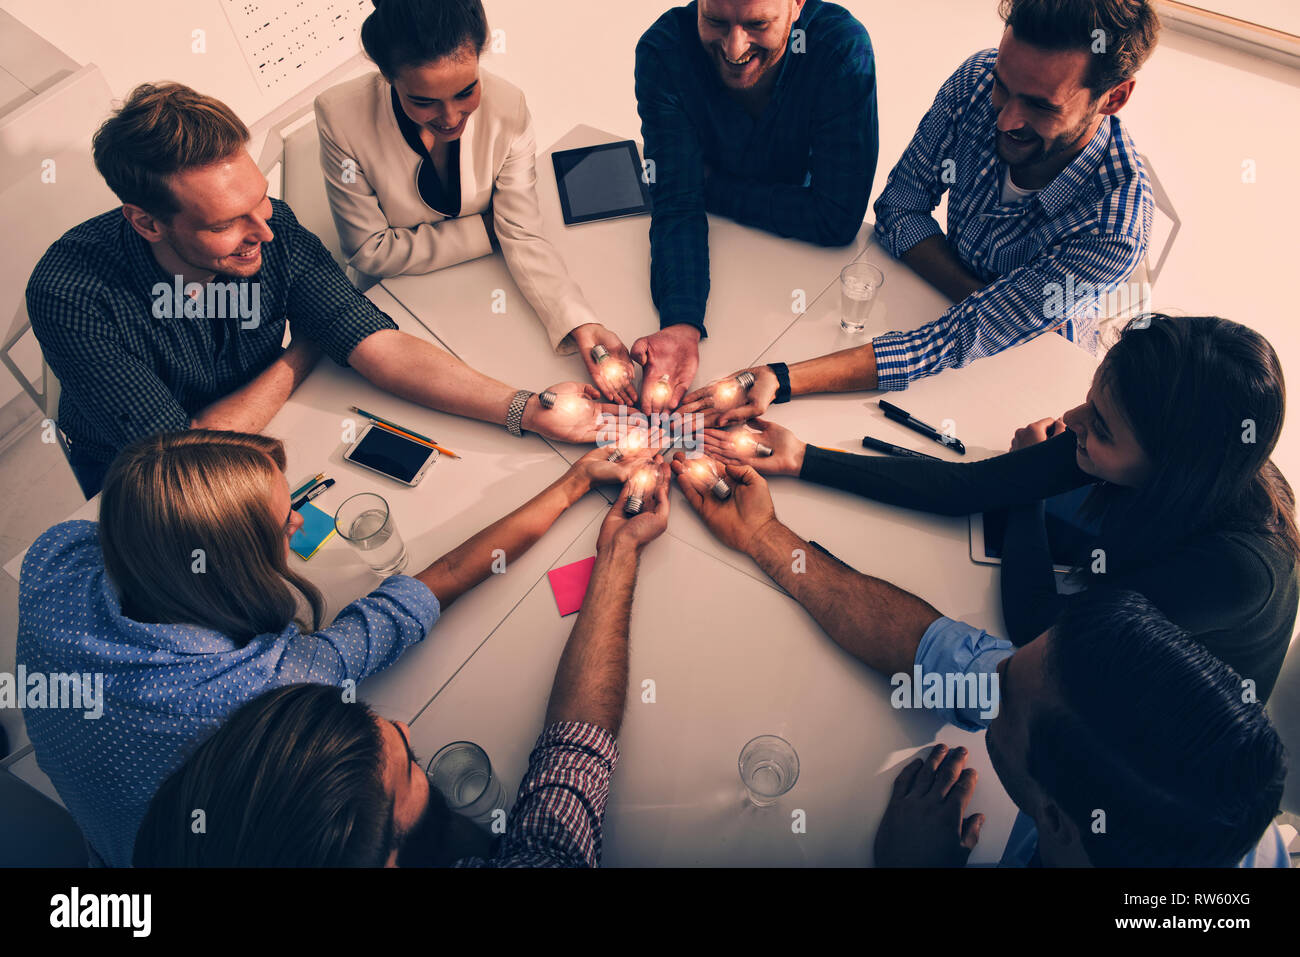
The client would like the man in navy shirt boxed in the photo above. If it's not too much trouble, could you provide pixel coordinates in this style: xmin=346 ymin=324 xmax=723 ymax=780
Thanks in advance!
xmin=28 ymin=82 xmax=614 ymax=497
xmin=631 ymin=0 xmax=878 ymax=414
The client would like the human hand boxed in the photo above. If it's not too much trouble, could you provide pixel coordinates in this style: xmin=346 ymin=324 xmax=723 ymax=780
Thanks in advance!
xmin=629 ymin=324 xmax=701 ymax=415
xmin=1010 ymin=417 xmax=1067 ymax=452
xmin=701 ymin=418 xmax=806 ymax=477
xmin=569 ymin=323 xmax=639 ymax=407
xmin=873 ymin=744 xmax=984 ymax=868
xmin=522 ymin=382 xmax=622 ymax=444
xmin=597 ymin=458 xmax=670 ymax=552
xmin=670 ymin=452 xmax=777 ymax=554
xmin=570 ymin=443 xmax=658 ymax=490
xmin=679 ymin=365 xmax=778 ymax=427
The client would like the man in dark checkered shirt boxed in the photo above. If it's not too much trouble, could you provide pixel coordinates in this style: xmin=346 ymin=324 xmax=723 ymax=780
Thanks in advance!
xmin=27 ymin=82 xmax=613 ymax=497
xmin=133 ymin=461 xmax=672 ymax=867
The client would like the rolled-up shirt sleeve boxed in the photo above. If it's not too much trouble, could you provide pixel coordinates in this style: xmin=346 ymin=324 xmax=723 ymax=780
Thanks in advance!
xmin=275 ymin=201 xmax=398 ymax=366
xmin=871 ymin=55 xmax=976 ymax=258
xmin=276 ymin=575 xmax=440 ymax=684
xmin=913 ymin=616 xmax=1014 ymax=732
xmin=871 ymin=229 xmax=1142 ymax=390
xmin=458 ymin=721 xmax=619 ymax=868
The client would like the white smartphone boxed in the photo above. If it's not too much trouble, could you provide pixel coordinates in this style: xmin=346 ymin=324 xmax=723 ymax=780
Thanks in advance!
xmin=343 ymin=422 xmax=438 ymax=487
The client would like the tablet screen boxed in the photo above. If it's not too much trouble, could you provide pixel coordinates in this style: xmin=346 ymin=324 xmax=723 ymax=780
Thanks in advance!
xmin=982 ymin=485 xmax=1099 ymax=567
xmin=552 ymin=141 xmax=651 ymax=225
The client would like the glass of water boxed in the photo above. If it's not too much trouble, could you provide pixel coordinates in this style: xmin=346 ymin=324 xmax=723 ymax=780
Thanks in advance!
xmin=334 ymin=492 xmax=409 ymax=576
xmin=426 ymin=742 xmax=507 ymax=825
xmin=840 ymin=262 xmax=885 ymax=334
xmin=738 ymin=734 xmax=800 ymax=807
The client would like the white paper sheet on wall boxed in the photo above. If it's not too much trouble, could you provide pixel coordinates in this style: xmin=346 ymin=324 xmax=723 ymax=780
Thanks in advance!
xmin=221 ymin=0 xmax=371 ymax=94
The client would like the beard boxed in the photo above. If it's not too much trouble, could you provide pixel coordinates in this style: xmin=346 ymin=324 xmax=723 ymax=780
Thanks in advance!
xmin=396 ymin=787 xmax=496 ymax=867
xmin=713 ymin=22 xmax=793 ymax=90
xmin=997 ymin=108 xmax=1099 ymax=173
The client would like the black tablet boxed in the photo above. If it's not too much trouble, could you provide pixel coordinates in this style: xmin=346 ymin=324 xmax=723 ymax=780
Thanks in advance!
xmin=970 ymin=485 xmax=1099 ymax=573
xmin=552 ymin=140 xmax=651 ymax=226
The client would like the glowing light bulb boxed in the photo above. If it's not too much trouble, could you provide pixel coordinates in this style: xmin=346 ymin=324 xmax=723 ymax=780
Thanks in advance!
xmin=734 ymin=434 xmax=774 ymax=457
xmin=591 ymin=345 xmax=628 ymax=386
xmin=690 ymin=458 xmax=732 ymax=500
xmin=650 ymin=374 xmax=672 ymax=404
xmin=624 ymin=466 xmax=656 ymax=515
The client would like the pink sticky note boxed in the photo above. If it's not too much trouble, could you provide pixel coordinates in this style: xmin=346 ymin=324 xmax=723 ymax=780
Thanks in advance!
xmin=547 ymin=556 xmax=596 ymax=617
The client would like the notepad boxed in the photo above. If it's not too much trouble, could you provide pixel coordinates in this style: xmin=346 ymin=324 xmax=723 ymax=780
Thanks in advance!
xmin=547 ymin=556 xmax=596 ymax=616
xmin=290 ymin=502 xmax=336 ymax=560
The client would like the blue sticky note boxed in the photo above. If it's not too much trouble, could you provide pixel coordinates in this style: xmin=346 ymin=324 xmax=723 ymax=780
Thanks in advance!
xmin=290 ymin=502 xmax=336 ymax=560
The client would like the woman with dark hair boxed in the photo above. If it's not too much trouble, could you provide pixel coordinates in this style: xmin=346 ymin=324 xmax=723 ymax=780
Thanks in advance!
xmin=700 ymin=315 xmax=1300 ymax=700
xmin=17 ymin=429 xmax=655 ymax=867
xmin=314 ymin=0 xmax=638 ymax=404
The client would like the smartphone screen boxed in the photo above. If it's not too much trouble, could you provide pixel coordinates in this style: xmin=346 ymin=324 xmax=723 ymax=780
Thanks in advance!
xmin=346 ymin=426 xmax=437 ymax=484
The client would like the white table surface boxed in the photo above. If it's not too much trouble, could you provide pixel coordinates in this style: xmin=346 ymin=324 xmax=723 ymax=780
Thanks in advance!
xmin=381 ymin=124 xmax=874 ymax=467
xmin=6 ymin=284 xmax=610 ymax=730
xmin=389 ymin=127 xmax=1101 ymax=866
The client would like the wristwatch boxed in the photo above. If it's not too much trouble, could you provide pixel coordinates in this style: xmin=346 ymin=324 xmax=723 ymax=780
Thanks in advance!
xmin=506 ymin=390 xmax=534 ymax=437
xmin=767 ymin=362 xmax=792 ymax=404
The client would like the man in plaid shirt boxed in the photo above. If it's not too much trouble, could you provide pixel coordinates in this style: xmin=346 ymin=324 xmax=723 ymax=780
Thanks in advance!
xmin=682 ymin=0 xmax=1159 ymax=424
xmin=28 ymin=82 xmax=614 ymax=498
xmin=133 ymin=463 xmax=672 ymax=868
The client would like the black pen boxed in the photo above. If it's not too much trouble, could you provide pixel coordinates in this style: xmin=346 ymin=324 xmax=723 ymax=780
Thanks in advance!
xmin=878 ymin=400 xmax=966 ymax=455
xmin=292 ymin=478 xmax=335 ymax=511
xmin=862 ymin=435 xmax=942 ymax=461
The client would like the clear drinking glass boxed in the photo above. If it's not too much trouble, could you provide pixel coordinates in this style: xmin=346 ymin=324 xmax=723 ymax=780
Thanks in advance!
xmin=334 ymin=492 xmax=409 ymax=576
xmin=840 ymin=262 xmax=884 ymax=334
xmin=426 ymin=742 xmax=507 ymax=824
xmin=738 ymin=734 xmax=800 ymax=807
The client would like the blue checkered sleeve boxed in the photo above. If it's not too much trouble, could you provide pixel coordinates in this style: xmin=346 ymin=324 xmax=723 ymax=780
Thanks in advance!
xmin=872 ymin=228 xmax=1144 ymax=390
xmin=457 ymin=721 xmax=618 ymax=868
xmin=872 ymin=54 xmax=985 ymax=258
xmin=636 ymin=40 xmax=711 ymax=335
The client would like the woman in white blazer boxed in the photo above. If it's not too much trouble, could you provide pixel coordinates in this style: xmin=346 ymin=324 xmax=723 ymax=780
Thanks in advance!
xmin=315 ymin=0 xmax=638 ymax=404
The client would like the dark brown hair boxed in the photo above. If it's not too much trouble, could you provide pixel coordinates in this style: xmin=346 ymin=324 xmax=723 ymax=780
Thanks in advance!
xmin=91 ymin=82 xmax=249 ymax=221
xmin=134 ymin=684 xmax=395 ymax=867
xmin=99 ymin=430 xmax=325 ymax=644
xmin=1086 ymin=314 xmax=1300 ymax=568
xmin=361 ymin=0 xmax=489 ymax=79
xmin=998 ymin=0 xmax=1161 ymax=96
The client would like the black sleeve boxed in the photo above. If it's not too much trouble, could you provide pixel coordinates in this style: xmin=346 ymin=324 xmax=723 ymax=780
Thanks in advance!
xmin=998 ymin=501 xmax=1066 ymax=645
xmin=798 ymin=430 xmax=1091 ymax=516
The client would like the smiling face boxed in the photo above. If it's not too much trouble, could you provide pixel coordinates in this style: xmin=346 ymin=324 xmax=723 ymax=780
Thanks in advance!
xmin=698 ymin=0 xmax=804 ymax=91
xmin=990 ymin=27 xmax=1105 ymax=179
xmin=390 ymin=44 xmax=483 ymax=144
xmin=1061 ymin=375 xmax=1152 ymax=487
xmin=135 ymin=149 xmax=274 ymax=279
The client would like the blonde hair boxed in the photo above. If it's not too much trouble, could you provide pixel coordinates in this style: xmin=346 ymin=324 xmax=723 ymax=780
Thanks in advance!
xmin=99 ymin=431 xmax=325 ymax=643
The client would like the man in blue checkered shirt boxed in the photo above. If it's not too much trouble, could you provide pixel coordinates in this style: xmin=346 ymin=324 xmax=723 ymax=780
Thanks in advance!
xmin=684 ymin=0 xmax=1159 ymax=421
xmin=27 ymin=83 xmax=615 ymax=497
